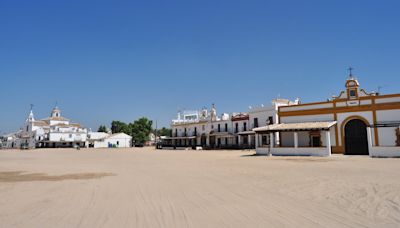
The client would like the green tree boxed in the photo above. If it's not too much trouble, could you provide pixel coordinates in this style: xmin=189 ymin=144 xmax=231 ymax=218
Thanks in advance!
xmin=111 ymin=121 xmax=129 ymax=134
xmin=157 ymin=127 xmax=172 ymax=137
xmin=130 ymin=117 xmax=153 ymax=145
xmin=97 ymin=125 xmax=108 ymax=133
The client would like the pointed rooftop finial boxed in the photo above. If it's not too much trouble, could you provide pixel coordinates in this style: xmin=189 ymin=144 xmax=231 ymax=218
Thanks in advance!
xmin=27 ymin=104 xmax=35 ymax=122
xmin=348 ymin=66 xmax=354 ymax=78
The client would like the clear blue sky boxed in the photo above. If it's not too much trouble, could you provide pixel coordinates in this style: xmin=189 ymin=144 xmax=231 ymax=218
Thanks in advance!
xmin=1 ymin=0 xmax=400 ymax=133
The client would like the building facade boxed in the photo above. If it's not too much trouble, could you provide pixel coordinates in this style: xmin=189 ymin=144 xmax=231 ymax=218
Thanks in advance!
xmin=162 ymin=99 xmax=298 ymax=149
xmin=255 ymin=75 xmax=400 ymax=157
xmin=3 ymin=106 xmax=87 ymax=149
xmin=88 ymin=132 xmax=132 ymax=148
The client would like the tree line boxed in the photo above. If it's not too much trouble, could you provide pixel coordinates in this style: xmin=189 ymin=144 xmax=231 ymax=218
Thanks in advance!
xmin=97 ymin=117 xmax=172 ymax=145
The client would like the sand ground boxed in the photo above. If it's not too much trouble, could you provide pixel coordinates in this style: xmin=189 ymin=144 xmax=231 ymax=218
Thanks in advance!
xmin=0 ymin=148 xmax=399 ymax=228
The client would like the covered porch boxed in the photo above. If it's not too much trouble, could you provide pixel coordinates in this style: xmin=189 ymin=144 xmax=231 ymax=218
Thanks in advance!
xmin=254 ymin=121 xmax=336 ymax=156
xmin=160 ymin=136 xmax=197 ymax=149
xmin=236 ymin=131 xmax=256 ymax=149
xmin=208 ymin=132 xmax=236 ymax=149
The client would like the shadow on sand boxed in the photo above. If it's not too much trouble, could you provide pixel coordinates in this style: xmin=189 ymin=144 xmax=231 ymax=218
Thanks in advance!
xmin=0 ymin=171 xmax=115 ymax=183
xmin=240 ymin=153 xmax=266 ymax=157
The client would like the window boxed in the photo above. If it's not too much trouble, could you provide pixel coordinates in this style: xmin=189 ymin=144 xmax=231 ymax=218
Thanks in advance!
xmin=117 ymin=141 xmax=119 ymax=145
xmin=243 ymin=135 xmax=248 ymax=144
xmin=225 ymin=123 xmax=228 ymax=132
xmin=225 ymin=138 xmax=228 ymax=145
xmin=254 ymin=118 xmax=259 ymax=128
xmin=202 ymin=125 xmax=205 ymax=131
xmin=262 ymin=135 xmax=270 ymax=145
xmin=218 ymin=124 xmax=221 ymax=132
xmin=243 ymin=123 xmax=247 ymax=131
xmin=268 ymin=116 xmax=273 ymax=125
xmin=211 ymin=125 xmax=214 ymax=129
xmin=69 ymin=134 xmax=72 ymax=138
xmin=26 ymin=126 xmax=29 ymax=131
xmin=311 ymin=136 xmax=321 ymax=147
xmin=349 ymin=89 xmax=356 ymax=98
xmin=235 ymin=123 xmax=239 ymax=133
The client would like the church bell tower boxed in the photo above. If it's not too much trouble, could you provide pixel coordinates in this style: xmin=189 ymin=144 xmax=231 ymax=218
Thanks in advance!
xmin=51 ymin=106 xmax=61 ymax=118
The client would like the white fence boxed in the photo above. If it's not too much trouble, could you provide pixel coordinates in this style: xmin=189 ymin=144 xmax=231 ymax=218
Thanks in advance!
xmin=367 ymin=127 xmax=400 ymax=157
xmin=256 ymin=147 xmax=330 ymax=156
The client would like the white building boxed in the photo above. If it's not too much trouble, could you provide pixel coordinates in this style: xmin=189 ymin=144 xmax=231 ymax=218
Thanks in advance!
xmin=237 ymin=98 xmax=300 ymax=148
xmin=4 ymin=106 xmax=88 ymax=149
xmin=88 ymin=132 xmax=132 ymax=148
xmin=254 ymin=75 xmax=400 ymax=157
xmin=162 ymin=100 xmax=298 ymax=149
xmin=0 ymin=132 xmax=20 ymax=149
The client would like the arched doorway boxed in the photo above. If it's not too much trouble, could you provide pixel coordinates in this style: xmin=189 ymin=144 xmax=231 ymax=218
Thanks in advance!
xmin=201 ymin=134 xmax=207 ymax=147
xmin=209 ymin=131 xmax=216 ymax=148
xmin=209 ymin=136 xmax=216 ymax=148
xmin=344 ymin=119 xmax=369 ymax=155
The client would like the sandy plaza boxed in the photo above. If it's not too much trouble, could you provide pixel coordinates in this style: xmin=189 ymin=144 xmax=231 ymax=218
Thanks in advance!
xmin=0 ymin=148 xmax=399 ymax=228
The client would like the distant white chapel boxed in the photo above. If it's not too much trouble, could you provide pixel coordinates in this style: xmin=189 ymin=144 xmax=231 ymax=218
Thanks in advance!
xmin=4 ymin=106 xmax=88 ymax=148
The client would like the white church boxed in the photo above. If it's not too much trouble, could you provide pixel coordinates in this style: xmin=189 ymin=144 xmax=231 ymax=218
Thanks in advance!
xmin=254 ymin=73 xmax=400 ymax=157
xmin=3 ymin=106 xmax=88 ymax=149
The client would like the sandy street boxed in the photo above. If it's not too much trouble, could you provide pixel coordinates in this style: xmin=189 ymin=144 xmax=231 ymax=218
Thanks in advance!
xmin=0 ymin=148 xmax=399 ymax=228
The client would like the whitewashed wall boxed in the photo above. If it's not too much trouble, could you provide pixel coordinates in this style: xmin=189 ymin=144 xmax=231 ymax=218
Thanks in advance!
xmin=375 ymin=97 xmax=400 ymax=104
xmin=106 ymin=137 xmax=131 ymax=148
xmin=280 ymin=103 xmax=333 ymax=112
xmin=280 ymin=114 xmax=334 ymax=123
xmin=49 ymin=133 xmax=87 ymax=142
xmin=377 ymin=110 xmax=400 ymax=122
xmin=298 ymin=132 xmax=309 ymax=146
xmin=256 ymin=147 xmax=329 ymax=156
xmin=281 ymin=132 xmax=294 ymax=147
xmin=249 ymin=107 xmax=276 ymax=129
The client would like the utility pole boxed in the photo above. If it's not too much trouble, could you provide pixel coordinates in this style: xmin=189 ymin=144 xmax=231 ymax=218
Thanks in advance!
xmin=155 ymin=120 xmax=158 ymax=148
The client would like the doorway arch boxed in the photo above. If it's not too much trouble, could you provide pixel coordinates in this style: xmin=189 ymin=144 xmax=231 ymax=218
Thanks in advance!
xmin=201 ymin=134 xmax=207 ymax=147
xmin=344 ymin=119 xmax=369 ymax=155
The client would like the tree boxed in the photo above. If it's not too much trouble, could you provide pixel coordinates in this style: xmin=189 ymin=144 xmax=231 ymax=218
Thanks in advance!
xmin=111 ymin=121 xmax=129 ymax=134
xmin=130 ymin=117 xmax=153 ymax=145
xmin=98 ymin=125 xmax=108 ymax=133
xmin=109 ymin=118 xmax=153 ymax=145
xmin=157 ymin=127 xmax=172 ymax=137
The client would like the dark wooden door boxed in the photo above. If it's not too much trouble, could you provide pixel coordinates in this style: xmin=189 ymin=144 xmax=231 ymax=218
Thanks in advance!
xmin=345 ymin=119 xmax=369 ymax=155
xmin=311 ymin=136 xmax=321 ymax=147
xmin=201 ymin=135 xmax=207 ymax=146
xmin=209 ymin=136 xmax=216 ymax=148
